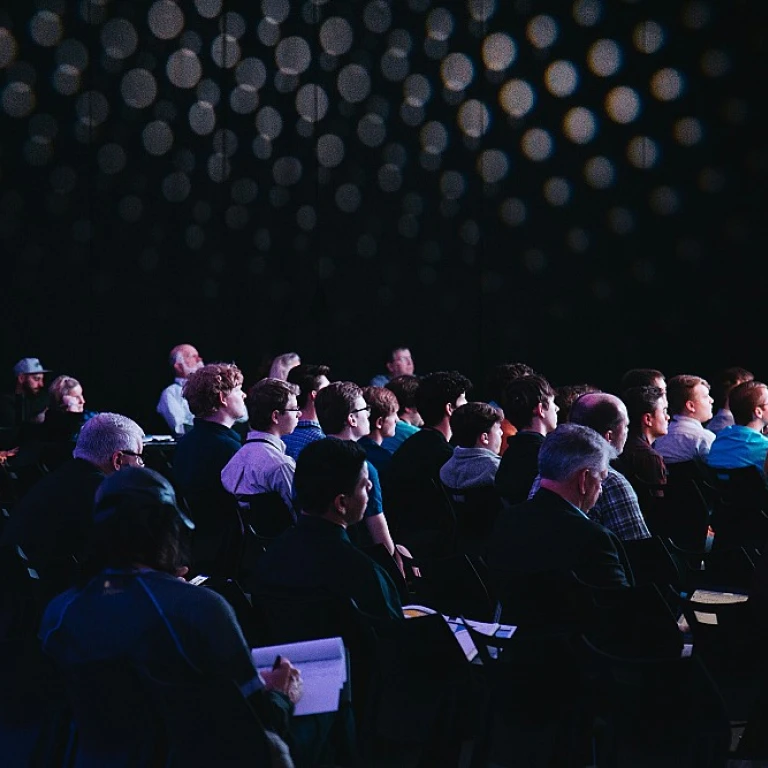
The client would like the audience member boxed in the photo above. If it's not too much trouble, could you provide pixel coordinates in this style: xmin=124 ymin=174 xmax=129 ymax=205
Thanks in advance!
xmin=495 ymin=374 xmax=558 ymax=504
xmin=619 ymin=367 xmax=666 ymax=394
xmin=485 ymin=362 xmax=535 ymax=455
xmin=221 ymin=378 xmax=300 ymax=515
xmin=488 ymin=424 xmax=632 ymax=588
xmin=707 ymin=366 xmax=754 ymax=434
xmin=554 ymin=383 xmax=600 ymax=424
xmin=369 ymin=346 xmax=415 ymax=388
xmin=282 ymin=363 xmax=330 ymax=460
xmin=156 ymin=344 xmax=204 ymax=437
xmin=439 ymin=402 xmax=502 ymax=490
xmin=381 ymin=374 xmax=422 ymax=453
xmin=37 ymin=374 xmax=91 ymax=469
xmin=359 ymin=386 xmax=399 ymax=480
xmin=707 ymin=380 xmax=768 ymax=476
xmin=173 ymin=363 xmax=246 ymax=536
xmin=255 ymin=438 xmax=403 ymax=620
xmin=653 ymin=375 xmax=715 ymax=464
xmin=269 ymin=352 xmax=301 ymax=381
xmin=1 ymin=412 xmax=145 ymax=586
xmin=316 ymin=382 xmax=397 ymax=556
xmin=0 ymin=357 xmax=51 ymax=434
xmin=613 ymin=385 xmax=669 ymax=488
xmin=39 ymin=466 xmax=300 ymax=749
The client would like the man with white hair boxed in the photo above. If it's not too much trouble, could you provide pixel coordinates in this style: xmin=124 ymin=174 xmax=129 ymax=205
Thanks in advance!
xmin=1 ymin=412 xmax=145 ymax=586
xmin=156 ymin=343 xmax=204 ymax=437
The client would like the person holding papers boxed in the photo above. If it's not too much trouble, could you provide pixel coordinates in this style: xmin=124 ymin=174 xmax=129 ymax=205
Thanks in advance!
xmin=255 ymin=438 xmax=403 ymax=621
xmin=39 ymin=467 xmax=301 ymax=759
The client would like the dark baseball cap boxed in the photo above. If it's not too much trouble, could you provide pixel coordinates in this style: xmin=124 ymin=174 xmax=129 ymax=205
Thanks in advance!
xmin=13 ymin=357 xmax=51 ymax=375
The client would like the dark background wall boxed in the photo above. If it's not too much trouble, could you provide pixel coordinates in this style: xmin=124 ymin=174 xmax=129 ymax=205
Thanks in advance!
xmin=1 ymin=0 xmax=765 ymax=428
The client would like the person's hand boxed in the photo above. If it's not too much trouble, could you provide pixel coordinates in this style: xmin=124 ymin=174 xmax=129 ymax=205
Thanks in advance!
xmin=0 ymin=447 xmax=19 ymax=465
xmin=262 ymin=658 xmax=303 ymax=705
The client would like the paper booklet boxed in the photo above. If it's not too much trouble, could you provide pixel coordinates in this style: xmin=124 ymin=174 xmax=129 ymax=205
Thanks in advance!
xmin=402 ymin=604 xmax=517 ymax=662
xmin=252 ymin=636 xmax=347 ymax=716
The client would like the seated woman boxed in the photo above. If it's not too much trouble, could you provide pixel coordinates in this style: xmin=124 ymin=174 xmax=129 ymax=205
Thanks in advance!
xmin=39 ymin=467 xmax=301 ymax=763
xmin=37 ymin=375 xmax=90 ymax=470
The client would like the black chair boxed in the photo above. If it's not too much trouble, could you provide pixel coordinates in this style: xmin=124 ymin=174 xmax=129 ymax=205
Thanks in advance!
xmin=621 ymin=535 xmax=683 ymax=594
xmin=441 ymin=484 xmax=503 ymax=557
xmin=709 ymin=465 xmax=768 ymax=553
xmin=639 ymin=479 xmax=711 ymax=552
xmin=237 ymin=491 xmax=295 ymax=540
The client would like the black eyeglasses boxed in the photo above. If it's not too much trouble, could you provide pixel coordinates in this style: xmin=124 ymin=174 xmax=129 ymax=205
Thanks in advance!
xmin=350 ymin=406 xmax=371 ymax=415
xmin=120 ymin=450 xmax=145 ymax=466
xmin=281 ymin=408 xmax=301 ymax=413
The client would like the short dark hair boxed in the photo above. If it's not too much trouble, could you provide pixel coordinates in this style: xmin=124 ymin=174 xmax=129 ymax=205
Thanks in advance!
xmin=620 ymin=368 xmax=665 ymax=391
xmin=729 ymin=380 xmax=768 ymax=426
xmin=485 ymin=362 xmax=535 ymax=404
xmin=247 ymin=378 xmax=299 ymax=431
xmin=502 ymin=374 xmax=555 ymax=429
xmin=622 ymin=386 xmax=665 ymax=433
xmin=711 ymin=366 xmax=754 ymax=409
xmin=417 ymin=371 xmax=472 ymax=427
xmin=315 ymin=381 xmax=362 ymax=435
xmin=287 ymin=363 xmax=331 ymax=409
xmin=385 ymin=374 xmax=419 ymax=414
xmin=569 ymin=393 xmax=626 ymax=436
xmin=363 ymin=386 xmax=399 ymax=423
xmin=554 ymin=383 xmax=601 ymax=424
xmin=450 ymin=402 xmax=502 ymax=448
xmin=666 ymin=375 xmax=709 ymax=416
xmin=294 ymin=438 xmax=367 ymax=516
xmin=183 ymin=363 xmax=243 ymax=418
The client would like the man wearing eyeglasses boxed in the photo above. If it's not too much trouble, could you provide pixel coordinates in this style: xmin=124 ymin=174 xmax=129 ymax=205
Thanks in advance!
xmin=221 ymin=378 xmax=300 ymax=515
xmin=707 ymin=380 xmax=768 ymax=477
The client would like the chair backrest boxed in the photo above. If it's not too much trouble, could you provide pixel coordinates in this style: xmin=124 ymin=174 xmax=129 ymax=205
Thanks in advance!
xmin=442 ymin=484 xmax=503 ymax=557
xmin=641 ymin=479 xmax=711 ymax=552
xmin=237 ymin=491 xmax=295 ymax=539
xmin=620 ymin=535 xmax=683 ymax=595
xmin=710 ymin=465 xmax=768 ymax=551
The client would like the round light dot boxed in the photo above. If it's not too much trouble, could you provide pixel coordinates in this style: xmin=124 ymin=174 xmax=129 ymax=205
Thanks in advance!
xmin=605 ymin=86 xmax=640 ymax=124
xmin=427 ymin=8 xmax=454 ymax=41
xmin=257 ymin=19 xmax=280 ymax=47
xmin=56 ymin=39 xmax=88 ymax=70
xmin=53 ymin=65 xmax=80 ymax=96
xmin=164 ymin=171 xmax=192 ymax=200
xmin=378 ymin=164 xmax=403 ymax=193
xmin=30 ymin=11 xmax=63 ymax=47
xmin=231 ymin=178 xmax=258 ymax=204
xmin=527 ymin=15 xmax=558 ymax=49
xmin=381 ymin=48 xmax=410 ymax=82
xmin=50 ymin=166 xmax=77 ymax=193
xmin=482 ymin=33 xmax=516 ymax=71
xmin=545 ymin=60 xmax=578 ymax=97
xmin=236 ymin=59 xmax=267 ymax=91
xmin=587 ymin=39 xmax=621 ymax=77
xmin=500 ymin=198 xmax=527 ymax=226
xmin=683 ymin=2 xmax=711 ymax=29
xmin=263 ymin=0 xmax=290 ymax=23
xmin=441 ymin=53 xmax=474 ymax=91
xmin=276 ymin=36 xmax=311 ymax=75
xmin=213 ymin=129 xmax=237 ymax=157
xmin=336 ymin=183 xmax=362 ymax=213
xmin=567 ymin=229 xmax=589 ymax=253
xmin=118 ymin=195 xmax=143 ymax=223
xmin=633 ymin=21 xmax=664 ymax=54
xmin=358 ymin=113 xmax=386 ymax=147
xmin=573 ymin=0 xmax=602 ymax=27
xmin=167 ymin=49 xmax=202 ymax=88
xmin=24 ymin=137 xmax=53 ymax=166
xmin=468 ymin=0 xmax=495 ymax=23
xmin=256 ymin=106 xmax=282 ymax=139
xmin=420 ymin=121 xmax=448 ymax=154
xmin=457 ymin=100 xmax=490 ymax=138
xmin=0 ymin=28 xmax=18 ymax=69
xmin=674 ymin=117 xmax=703 ymax=146
xmin=398 ymin=214 xmax=419 ymax=238
xmin=627 ymin=136 xmax=658 ymax=169
xmin=521 ymin=128 xmax=553 ymax=162
xmin=499 ymin=79 xmax=535 ymax=118
xmin=650 ymin=68 xmax=684 ymax=101
xmin=272 ymin=156 xmax=302 ymax=186
xmin=338 ymin=64 xmax=371 ymax=103
xmin=543 ymin=177 xmax=571 ymax=206
xmin=76 ymin=90 xmax=109 ymax=126
xmin=194 ymin=0 xmax=222 ymax=19
xmin=121 ymin=69 xmax=157 ymax=109
xmin=211 ymin=34 xmax=240 ymax=69
xmin=226 ymin=205 xmax=249 ymax=229
xmin=189 ymin=101 xmax=216 ymax=135
xmin=297 ymin=205 xmax=316 ymax=231
xmin=699 ymin=168 xmax=726 ymax=194
xmin=222 ymin=12 xmax=246 ymax=39
xmin=148 ymin=1 xmax=185 ymax=40
xmin=253 ymin=135 xmax=272 ymax=160
xmin=317 ymin=134 xmax=345 ymax=168
xmin=363 ymin=1 xmax=392 ymax=34
xmin=701 ymin=49 xmax=731 ymax=78
xmin=649 ymin=186 xmax=679 ymax=215
xmin=207 ymin=154 xmax=231 ymax=183
xmin=197 ymin=79 xmax=221 ymax=106
xmin=584 ymin=156 xmax=615 ymax=189
xmin=97 ymin=143 xmax=126 ymax=174
xmin=404 ymin=74 xmax=431 ymax=107
xmin=101 ymin=19 xmax=138 ymax=60
xmin=230 ymin=84 xmax=259 ymax=114
xmin=143 ymin=120 xmax=173 ymax=155
xmin=562 ymin=107 xmax=596 ymax=144
xmin=477 ymin=149 xmax=508 ymax=183
xmin=440 ymin=171 xmax=465 ymax=200
xmin=295 ymin=83 xmax=329 ymax=122
xmin=320 ymin=17 xmax=353 ymax=55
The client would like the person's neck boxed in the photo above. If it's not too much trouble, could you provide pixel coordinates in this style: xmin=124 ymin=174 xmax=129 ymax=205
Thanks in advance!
xmin=745 ymin=418 xmax=764 ymax=433
xmin=539 ymin=479 xmax=586 ymax=512
xmin=426 ymin=420 xmax=451 ymax=441
xmin=202 ymin=411 xmax=235 ymax=429
xmin=330 ymin=428 xmax=356 ymax=441
xmin=301 ymin=405 xmax=317 ymax=422
xmin=520 ymin=423 xmax=546 ymax=436
xmin=367 ymin=431 xmax=383 ymax=445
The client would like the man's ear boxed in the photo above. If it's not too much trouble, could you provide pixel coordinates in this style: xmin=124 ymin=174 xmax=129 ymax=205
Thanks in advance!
xmin=271 ymin=409 xmax=281 ymax=426
xmin=684 ymin=399 xmax=696 ymax=415
xmin=111 ymin=451 xmax=122 ymax=472
xmin=333 ymin=492 xmax=347 ymax=518
xmin=375 ymin=416 xmax=385 ymax=431
xmin=578 ymin=468 xmax=590 ymax=495
xmin=642 ymin=412 xmax=653 ymax=428
xmin=479 ymin=432 xmax=490 ymax=447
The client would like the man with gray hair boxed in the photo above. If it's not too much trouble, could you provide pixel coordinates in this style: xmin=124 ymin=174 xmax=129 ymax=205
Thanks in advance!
xmin=487 ymin=424 xmax=632 ymax=588
xmin=1 ymin=412 xmax=145 ymax=587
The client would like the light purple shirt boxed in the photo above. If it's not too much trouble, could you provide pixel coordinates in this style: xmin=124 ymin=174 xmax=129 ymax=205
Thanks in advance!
xmin=653 ymin=415 xmax=715 ymax=464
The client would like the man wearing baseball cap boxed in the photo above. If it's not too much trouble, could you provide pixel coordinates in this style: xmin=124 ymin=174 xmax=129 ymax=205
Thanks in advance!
xmin=0 ymin=357 xmax=51 ymax=436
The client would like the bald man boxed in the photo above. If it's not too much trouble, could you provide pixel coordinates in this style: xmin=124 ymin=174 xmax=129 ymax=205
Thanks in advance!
xmin=157 ymin=343 xmax=204 ymax=437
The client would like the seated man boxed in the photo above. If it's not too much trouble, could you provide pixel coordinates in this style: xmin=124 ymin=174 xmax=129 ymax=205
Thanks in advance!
xmin=254 ymin=438 xmax=403 ymax=620
xmin=484 ymin=362 xmax=535 ymax=455
xmin=440 ymin=402 xmax=503 ymax=490
xmin=707 ymin=380 xmax=768 ymax=476
xmin=653 ymin=375 xmax=715 ymax=464
xmin=156 ymin=344 xmax=204 ymax=437
xmin=381 ymin=374 xmax=422 ymax=453
xmin=316 ymin=382 xmax=397 ymax=556
xmin=369 ymin=345 xmax=415 ymax=388
xmin=707 ymin=366 xmax=754 ymax=434
xmin=359 ymin=386 xmax=399 ymax=480
xmin=495 ymin=374 xmax=558 ymax=504
xmin=282 ymin=363 xmax=331 ymax=461
xmin=614 ymin=385 xmax=669 ymax=488
xmin=488 ymin=423 xmax=632 ymax=589
xmin=0 ymin=357 xmax=51 ymax=439
xmin=619 ymin=367 xmax=666 ymax=394
xmin=220 ymin=378 xmax=300 ymax=515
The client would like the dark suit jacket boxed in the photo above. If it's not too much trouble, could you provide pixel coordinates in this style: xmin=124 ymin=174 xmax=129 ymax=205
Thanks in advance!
xmin=487 ymin=487 xmax=633 ymax=589
xmin=495 ymin=431 xmax=545 ymax=505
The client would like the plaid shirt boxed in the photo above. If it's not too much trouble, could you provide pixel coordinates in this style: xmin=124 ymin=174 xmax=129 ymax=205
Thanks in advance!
xmin=282 ymin=420 xmax=325 ymax=461
xmin=528 ymin=466 xmax=650 ymax=541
